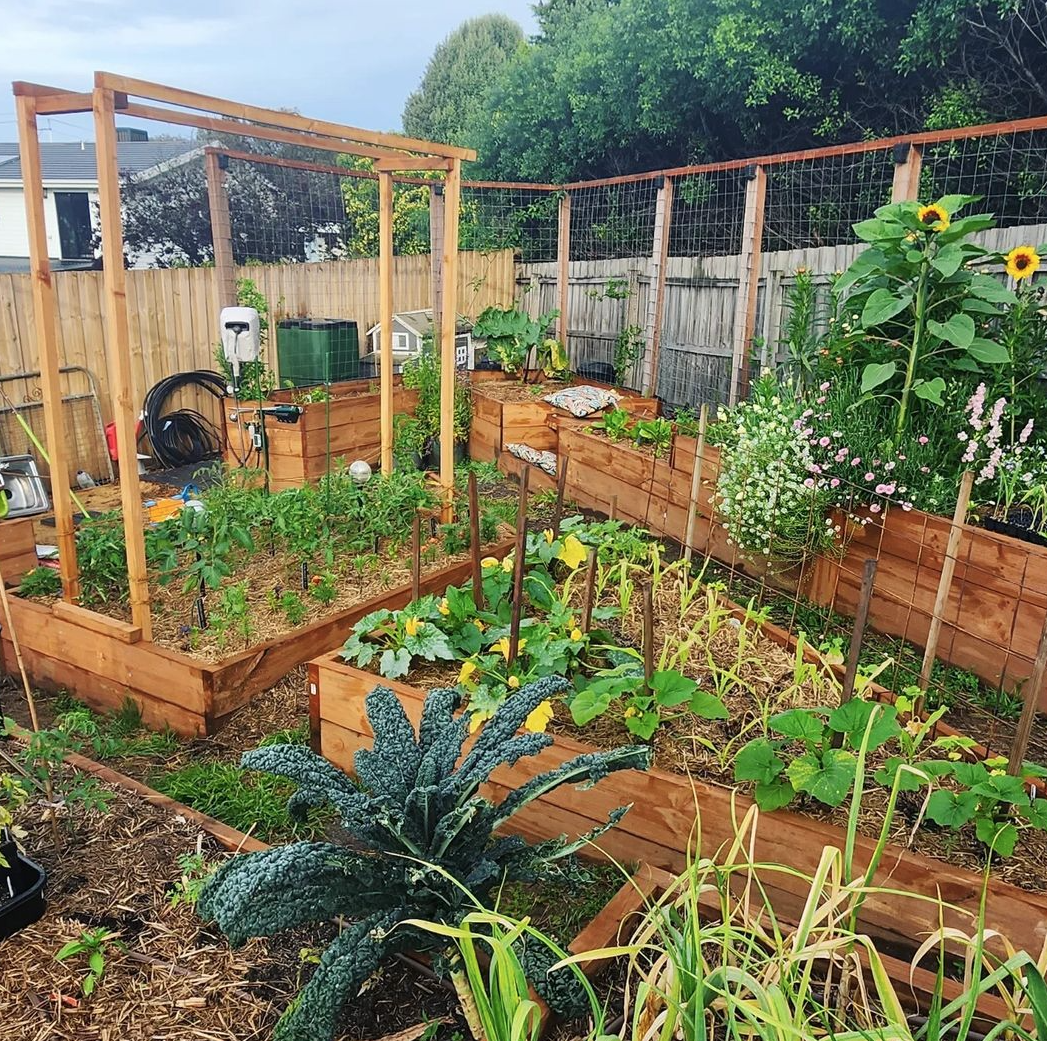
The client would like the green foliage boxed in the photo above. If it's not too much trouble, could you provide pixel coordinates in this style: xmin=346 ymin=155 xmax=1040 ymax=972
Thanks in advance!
xmin=213 ymin=277 xmax=275 ymax=399
xmin=53 ymin=698 xmax=179 ymax=760
xmin=17 ymin=566 xmax=62 ymax=599
xmin=154 ymin=760 xmax=331 ymax=843
xmin=631 ymin=417 xmax=673 ymax=457
xmin=275 ymin=590 xmax=307 ymax=626
xmin=402 ymin=14 xmax=525 ymax=148
xmin=55 ymin=928 xmax=125 ymax=996
xmin=167 ymin=852 xmax=213 ymax=909
xmin=473 ymin=307 xmax=560 ymax=377
xmin=613 ymin=325 xmax=645 ymax=386
xmin=591 ymin=407 xmax=632 ymax=442
xmin=196 ymin=678 xmax=649 ymax=1041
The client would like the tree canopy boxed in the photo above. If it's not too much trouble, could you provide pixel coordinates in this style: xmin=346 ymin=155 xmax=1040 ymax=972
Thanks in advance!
xmin=405 ymin=0 xmax=1047 ymax=182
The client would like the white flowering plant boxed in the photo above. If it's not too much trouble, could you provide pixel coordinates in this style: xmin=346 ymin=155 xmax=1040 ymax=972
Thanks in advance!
xmin=712 ymin=372 xmax=841 ymax=565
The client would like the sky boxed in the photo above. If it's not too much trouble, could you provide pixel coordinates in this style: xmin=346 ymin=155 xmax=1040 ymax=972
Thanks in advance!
xmin=0 ymin=0 xmax=537 ymax=143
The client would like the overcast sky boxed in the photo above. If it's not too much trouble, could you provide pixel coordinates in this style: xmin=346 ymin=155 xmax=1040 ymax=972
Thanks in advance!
xmin=0 ymin=0 xmax=537 ymax=143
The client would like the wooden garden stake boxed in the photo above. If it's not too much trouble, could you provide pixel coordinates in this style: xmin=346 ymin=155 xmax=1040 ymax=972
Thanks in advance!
xmin=915 ymin=471 xmax=974 ymax=712
xmin=468 ymin=471 xmax=484 ymax=610
xmin=581 ymin=551 xmax=598 ymax=634
xmin=682 ymin=404 xmax=709 ymax=567
xmin=831 ymin=558 xmax=878 ymax=748
xmin=609 ymin=495 xmax=618 ymax=522
xmin=552 ymin=455 xmax=570 ymax=537
xmin=642 ymin=581 xmax=655 ymax=696
xmin=411 ymin=512 xmax=421 ymax=601
xmin=508 ymin=468 xmax=530 ymax=667
xmin=1007 ymin=614 xmax=1047 ymax=776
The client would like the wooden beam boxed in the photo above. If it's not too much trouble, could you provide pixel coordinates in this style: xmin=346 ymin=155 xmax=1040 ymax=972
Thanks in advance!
xmin=429 ymin=184 xmax=445 ymax=333
xmin=32 ymin=91 xmax=94 ymax=115
xmin=378 ymin=170 xmax=395 ymax=476
xmin=729 ymin=165 xmax=767 ymax=405
xmin=95 ymin=71 xmax=476 ymax=161
xmin=439 ymin=158 xmax=463 ymax=516
xmin=374 ymin=157 xmax=451 ymax=173
xmin=204 ymin=151 xmax=236 ymax=309
xmin=642 ymin=176 xmax=674 ymax=395
xmin=14 ymin=95 xmax=80 ymax=602
xmin=891 ymin=143 xmax=923 ymax=203
xmin=12 ymin=80 xmax=78 ymax=97
xmin=556 ymin=193 xmax=571 ymax=347
xmin=93 ymin=86 xmax=152 ymax=639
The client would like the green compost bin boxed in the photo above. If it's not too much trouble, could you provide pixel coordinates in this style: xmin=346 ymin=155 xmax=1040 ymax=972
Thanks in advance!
xmin=276 ymin=319 xmax=360 ymax=387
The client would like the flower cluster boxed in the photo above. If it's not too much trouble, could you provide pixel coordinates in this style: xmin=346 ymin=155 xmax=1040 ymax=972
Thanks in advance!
xmin=958 ymin=383 xmax=1034 ymax=485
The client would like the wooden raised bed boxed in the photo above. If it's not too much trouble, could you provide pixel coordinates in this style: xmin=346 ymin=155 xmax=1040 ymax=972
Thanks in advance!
xmin=0 ymin=541 xmax=513 ymax=738
xmin=537 ymin=426 xmax=1047 ymax=702
xmin=223 ymin=377 xmax=419 ymax=492
xmin=309 ymin=657 xmax=1047 ymax=960
xmin=0 ymin=516 xmax=38 ymax=586
xmin=469 ymin=374 xmax=659 ymax=463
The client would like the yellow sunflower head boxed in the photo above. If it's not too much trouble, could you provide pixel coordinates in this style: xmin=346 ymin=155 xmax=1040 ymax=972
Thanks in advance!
xmin=1005 ymin=245 xmax=1041 ymax=282
xmin=917 ymin=204 xmax=950 ymax=233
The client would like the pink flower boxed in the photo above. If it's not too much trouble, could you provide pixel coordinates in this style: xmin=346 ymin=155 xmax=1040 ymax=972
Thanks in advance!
xmin=864 ymin=472 xmax=875 ymax=481
xmin=902 ymin=502 xmax=913 ymax=511
xmin=918 ymin=436 xmax=929 ymax=445
xmin=816 ymin=396 xmax=826 ymax=404
xmin=820 ymin=381 xmax=831 ymax=391
xmin=957 ymin=432 xmax=968 ymax=442
xmin=830 ymin=478 xmax=840 ymax=488
xmin=1020 ymin=419 xmax=1034 ymax=444
xmin=869 ymin=503 xmax=882 ymax=514
xmin=803 ymin=477 xmax=815 ymax=489
xmin=819 ymin=436 xmax=831 ymax=447
xmin=851 ymin=457 xmax=861 ymax=467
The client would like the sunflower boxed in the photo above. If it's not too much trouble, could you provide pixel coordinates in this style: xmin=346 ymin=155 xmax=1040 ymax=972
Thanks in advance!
xmin=917 ymin=204 xmax=950 ymax=233
xmin=1005 ymin=245 xmax=1041 ymax=281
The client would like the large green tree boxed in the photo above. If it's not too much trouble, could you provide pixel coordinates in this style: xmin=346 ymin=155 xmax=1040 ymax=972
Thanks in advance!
xmin=401 ymin=14 xmax=525 ymax=148
xmin=439 ymin=0 xmax=1047 ymax=181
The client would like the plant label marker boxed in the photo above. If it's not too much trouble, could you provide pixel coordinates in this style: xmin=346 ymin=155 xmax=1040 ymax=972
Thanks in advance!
xmin=300 ymin=561 xmax=309 ymax=591
xmin=412 ymin=512 xmax=422 ymax=602
xmin=552 ymin=454 xmax=570 ymax=537
xmin=508 ymin=467 xmax=530 ymax=666
xmin=468 ymin=471 xmax=484 ymax=610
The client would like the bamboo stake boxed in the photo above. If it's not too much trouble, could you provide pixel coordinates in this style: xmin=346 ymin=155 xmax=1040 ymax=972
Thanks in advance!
xmin=682 ymin=404 xmax=710 ymax=566
xmin=915 ymin=471 xmax=974 ymax=711
xmin=0 ymin=558 xmax=61 ymax=847
xmin=507 ymin=468 xmax=529 ymax=667
xmin=1007 ymin=615 xmax=1047 ymax=776
xmin=552 ymin=454 xmax=570 ymax=537
xmin=468 ymin=471 xmax=484 ymax=610
xmin=581 ymin=551 xmax=598 ymax=634
xmin=642 ymin=581 xmax=655 ymax=696
xmin=831 ymin=559 xmax=878 ymax=748
xmin=411 ymin=512 xmax=421 ymax=601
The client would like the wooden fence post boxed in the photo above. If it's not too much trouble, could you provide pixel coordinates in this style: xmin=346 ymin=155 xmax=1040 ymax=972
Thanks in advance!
xmin=891 ymin=143 xmax=923 ymax=203
xmin=205 ymin=149 xmax=236 ymax=309
xmin=1008 ymin=615 xmax=1047 ymax=775
xmin=429 ymin=183 xmax=445 ymax=333
xmin=729 ymin=164 xmax=767 ymax=406
xmin=556 ymin=192 xmax=571 ymax=347
xmin=378 ymin=170 xmax=394 ymax=476
xmin=915 ymin=471 xmax=975 ymax=709
xmin=15 ymin=94 xmax=80 ymax=602
xmin=641 ymin=176 xmax=673 ymax=396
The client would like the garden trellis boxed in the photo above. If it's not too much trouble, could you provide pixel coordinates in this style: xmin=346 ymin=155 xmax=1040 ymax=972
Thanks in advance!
xmin=14 ymin=73 xmax=474 ymax=639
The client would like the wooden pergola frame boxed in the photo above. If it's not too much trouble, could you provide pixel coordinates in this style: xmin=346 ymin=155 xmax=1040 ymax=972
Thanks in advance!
xmin=13 ymin=72 xmax=474 ymax=640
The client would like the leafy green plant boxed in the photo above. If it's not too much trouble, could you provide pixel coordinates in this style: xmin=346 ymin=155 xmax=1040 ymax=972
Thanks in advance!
xmin=613 ymin=324 xmax=645 ymax=386
xmin=167 ymin=851 xmax=213 ymax=909
xmin=473 ymin=306 xmax=560 ymax=378
xmin=840 ymin=196 xmax=1016 ymax=437
xmin=342 ymin=596 xmax=458 ymax=679
xmin=591 ymin=407 xmax=633 ymax=442
xmin=55 ymin=927 xmax=125 ymax=996
xmin=208 ymin=580 xmax=252 ymax=649
xmin=276 ymin=590 xmax=307 ymax=625
xmin=196 ymin=678 xmax=650 ymax=1041
xmin=631 ymin=416 xmax=673 ymax=456
xmin=307 ymin=574 xmax=337 ymax=606
xmin=17 ymin=566 xmax=62 ymax=599
xmin=535 ymin=337 xmax=569 ymax=380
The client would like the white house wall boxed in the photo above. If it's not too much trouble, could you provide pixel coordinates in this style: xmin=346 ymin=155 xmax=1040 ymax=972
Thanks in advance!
xmin=0 ymin=183 xmax=99 ymax=262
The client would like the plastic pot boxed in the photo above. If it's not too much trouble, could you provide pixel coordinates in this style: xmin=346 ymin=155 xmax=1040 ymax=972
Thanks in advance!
xmin=0 ymin=827 xmax=47 ymax=939
xmin=429 ymin=440 xmax=467 ymax=468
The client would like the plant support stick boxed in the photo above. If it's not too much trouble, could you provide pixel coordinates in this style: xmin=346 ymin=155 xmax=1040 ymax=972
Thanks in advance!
xmin=1007 ymin=613 xmax=1047 ymax=776
xmin=467 ymin=470 xmax=483 ymax=610
xmin=682 ymin=404 xmax=709 ymax=566
xmin=507 ymin=467 xmax=529 ymax=666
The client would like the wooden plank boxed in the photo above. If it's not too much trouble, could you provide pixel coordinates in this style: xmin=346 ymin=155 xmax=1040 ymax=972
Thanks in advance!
xmin=52 ymin=600 xmax=142 ymax=643
xmin=729 ymin=165 xmax=767 ymax=405
xmin=15 ymin=95 xmax=80 ymax=601
xmin=439 ymin=160 xmax=463 ymax=514
xmin=642 ymin=177 xmax=674 ymax=395
xmin=891 ymin=143 xmax=923 ymax=203
xmin=93 ymin=86 xmax=151 ymax=638
xmin=378 ymin=170 xmax=394 ymax=475
xmin=557 ymin=194 xmax=571 ymax=345
xmin=205 ymin=150 xmax=236 ymax=308
xmin=0 ymin=517 xmax=39 ymax=586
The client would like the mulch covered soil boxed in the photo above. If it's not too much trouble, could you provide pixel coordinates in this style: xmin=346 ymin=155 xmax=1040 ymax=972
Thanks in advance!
xmin=1 ymin=775 xmax=467 ymax=1041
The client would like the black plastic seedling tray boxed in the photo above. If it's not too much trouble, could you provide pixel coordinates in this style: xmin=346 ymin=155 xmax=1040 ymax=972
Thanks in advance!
xmin=0 ymin=828 xmax=47 ymax=940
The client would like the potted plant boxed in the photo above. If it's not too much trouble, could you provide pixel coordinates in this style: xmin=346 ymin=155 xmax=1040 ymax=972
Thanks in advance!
xmin=0 ymin=768 xmax=47 ymax=939
xmin=393 ymin=413 xmax=430 ymax=470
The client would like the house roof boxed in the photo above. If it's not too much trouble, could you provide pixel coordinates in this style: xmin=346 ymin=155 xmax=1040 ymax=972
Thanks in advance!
xmin=365 ymin=310 xmax=472 ymax=337
xmin=0 ymin=140 xmax=197 ymax=183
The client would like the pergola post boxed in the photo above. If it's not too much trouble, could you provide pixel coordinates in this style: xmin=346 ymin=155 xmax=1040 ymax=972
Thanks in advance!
xmin=429 ymin=183 xmax=445 ymax=332
xmin=556 ymin=192 xmax=571 ymax=346
xmin=205 ymin=149 xmax=237 ymax=308
xmin=93 ymin=83 xmax=152 ymax=638
xmin=642 ymin=175 xmax=673 ymax=395
xmin=891 ymin=143 xmax=923 ymax=203
xmin=15 ymin=94 xmax=80 ymax=601
xmin=439 ymin=159 xmax=462 ymax=517
xmin=378 ymin=170 xmax=394 ymax=475
xmin=729 ymin=164 xmax=767 ymax=405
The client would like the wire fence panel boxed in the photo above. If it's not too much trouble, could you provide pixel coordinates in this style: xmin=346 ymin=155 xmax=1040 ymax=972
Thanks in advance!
xmin=460 ymin=185 xmax=560 ymax=264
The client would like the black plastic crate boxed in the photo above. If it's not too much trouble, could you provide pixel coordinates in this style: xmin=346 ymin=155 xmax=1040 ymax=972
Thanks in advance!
xmin=0 ymin=828 xmax=47 ymax=940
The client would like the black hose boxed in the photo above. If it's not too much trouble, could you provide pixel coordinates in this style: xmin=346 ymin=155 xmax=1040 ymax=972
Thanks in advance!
xmin=140 ymin=370 xmax=228 ymax=470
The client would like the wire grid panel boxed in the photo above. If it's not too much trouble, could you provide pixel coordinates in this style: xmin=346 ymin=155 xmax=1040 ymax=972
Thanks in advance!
xmin=920 ymin=128 xmax=1047 ymax=233
xmin=459 ymin=185 xmax=560 ymax=264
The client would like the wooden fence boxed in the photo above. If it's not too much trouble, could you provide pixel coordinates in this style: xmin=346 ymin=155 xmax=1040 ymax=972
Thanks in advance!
xmin=0 ymin=248 xmax=514 ymax=434
xmin=518 ymin=223 xmax=1047 ymax=405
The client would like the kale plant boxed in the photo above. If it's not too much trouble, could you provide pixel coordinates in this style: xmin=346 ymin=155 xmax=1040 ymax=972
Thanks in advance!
xmin=197 ymin=676 xmax=650 ymax=1041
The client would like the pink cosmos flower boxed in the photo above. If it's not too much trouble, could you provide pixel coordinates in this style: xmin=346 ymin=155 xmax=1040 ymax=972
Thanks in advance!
xmin=869 ymin=503 xmax=882 ymax=514
xmin=864 ymin=472 xmax=875 ymax=481
xmin=830 ymin=478 xmax=840 ymax=488
xmin=819 ymin=436 xmax=831 ymax=447
xmin=918 ymin=436 xmax=929 ymax=445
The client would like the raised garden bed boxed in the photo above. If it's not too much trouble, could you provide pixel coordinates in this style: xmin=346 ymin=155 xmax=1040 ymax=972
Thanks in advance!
xmin=469 ymin=373 xmax=659 ymax=462
xmin=2 ymin=541 xmax=513 ymax=737
xmin=0 ymin=515 xmax=38 ymax=587
xmin=535 ymin=425 xmax=1047 ymax=702
xmin=223 ymin=376 xmax=419 ymax=491
xmin=310 ymin=656 xmax=1047 ymax=960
